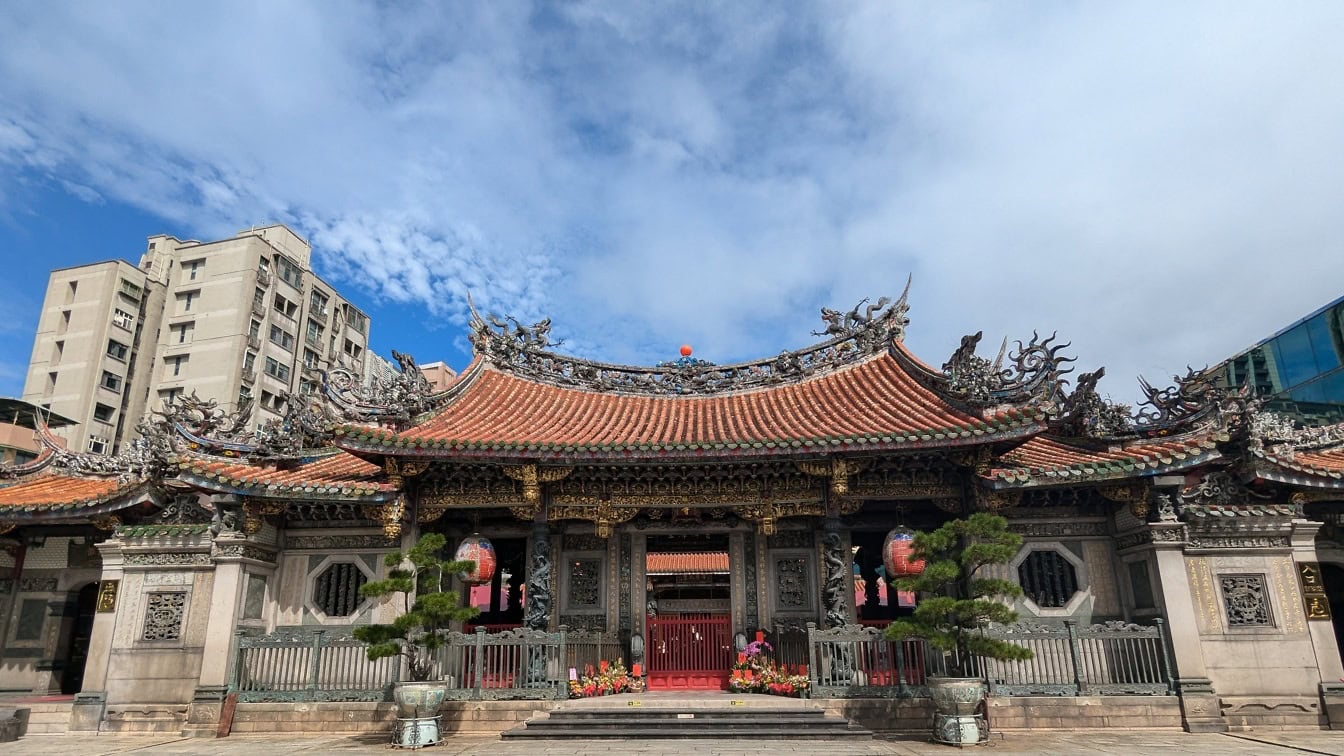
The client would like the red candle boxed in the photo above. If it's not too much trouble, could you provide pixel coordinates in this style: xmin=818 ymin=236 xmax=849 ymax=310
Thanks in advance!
xmin=632 ymin=663 xmax=642 ymax=677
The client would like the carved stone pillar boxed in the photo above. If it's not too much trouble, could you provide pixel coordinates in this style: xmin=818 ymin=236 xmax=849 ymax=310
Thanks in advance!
xmin=821 ymin=520 xmax=850 ymax=629
xmin=1147 ymin=522 xmax=1228 ymax=733
xmin=69 ymin=537 xmax=125 ymax=731
xmin=524 ymin=521 xmax=552 ymax=631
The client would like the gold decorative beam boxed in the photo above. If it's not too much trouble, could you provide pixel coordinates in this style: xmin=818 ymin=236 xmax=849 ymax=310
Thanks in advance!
xmin=974 ymin=487 xmax=1020 ymax=513
xmin=549 ymin=500 xmax=638 ymax=538
xmin=1293 ymin=491 xmax=1344 ymax=506
xmin=508 ymin=504 xmax=541 ymax=521
xmin=732 ymin=501 xmax=826 ymax=535
xmin=798 ymin=459 xmax=863 ymax=496
xmin=501 ymin=464 xmax=574 ymax=503
xmin=90 ymin=515 xmax=121 ymax=532
xmin=384 ymin=458 xmax=428 ymax=489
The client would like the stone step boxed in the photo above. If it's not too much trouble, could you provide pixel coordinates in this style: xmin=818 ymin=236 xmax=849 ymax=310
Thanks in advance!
xmin=503 ymin=703 xmax=872 ymax=740
xmin=504 ymin=726 xmax=873 ymax=740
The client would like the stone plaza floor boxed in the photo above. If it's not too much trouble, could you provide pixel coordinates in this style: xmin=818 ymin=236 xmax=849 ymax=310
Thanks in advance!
xmin=8 ymin=731 xmax=1344 ymax=755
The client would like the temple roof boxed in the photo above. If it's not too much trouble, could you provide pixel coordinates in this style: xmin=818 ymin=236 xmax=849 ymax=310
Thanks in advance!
xmin=334 ymin=347 xmax=1051 ymax=462
xmin=174 ymin=449 xmax=396 ymax=501
xmin=985 ymin=431 xmax=1224 ymax=488
xmin=0 ymin=470 xmax=147 ymax=514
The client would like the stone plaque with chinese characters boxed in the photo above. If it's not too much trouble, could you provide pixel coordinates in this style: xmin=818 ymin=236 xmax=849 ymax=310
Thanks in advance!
xmin=96 ymin=580 xmax=119 ymax=613
xmin=1298 ymin=562 xmax=1332 ymax=620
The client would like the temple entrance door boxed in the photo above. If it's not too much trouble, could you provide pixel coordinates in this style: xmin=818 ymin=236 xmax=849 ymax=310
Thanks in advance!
xmin=59 ymin=583 xmax=98 ymax=694
xmin=646 ymin=614 xmax=732 ymax=690
xmin=644 ymin=535 xmax=733 ymax=690
xmin=1321 ymin=563 xmax=1344 ymax=659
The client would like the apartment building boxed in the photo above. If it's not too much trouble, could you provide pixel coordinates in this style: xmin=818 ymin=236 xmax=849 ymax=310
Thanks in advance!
xmin=21 ymin=225 xmax=372 ymax=454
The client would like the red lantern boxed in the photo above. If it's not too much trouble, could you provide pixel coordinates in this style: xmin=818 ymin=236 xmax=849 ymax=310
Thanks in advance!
xmin=883 ymin=528 xmax=925 ymax=578
xmin=680 ymin=344 xmax=693 ymax=357
xmin=454 ymin=534 xmax=497 ymax=584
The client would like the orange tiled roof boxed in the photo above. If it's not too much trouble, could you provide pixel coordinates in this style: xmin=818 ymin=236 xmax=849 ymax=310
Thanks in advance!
xmin=1252 ymin=445 xmax=1344 ymax=485
xmin=646 ymin=552 xmax=730 ymax=574
xmin=0 ymin=472 xmax=138 ymax=512
xmin=988 ymin=433 xmax=1222 ymax=486
xmin=174 ymin=449 xmax=395 ymax=500
xmin=336 ymin=353 xmax=1047 ymax=461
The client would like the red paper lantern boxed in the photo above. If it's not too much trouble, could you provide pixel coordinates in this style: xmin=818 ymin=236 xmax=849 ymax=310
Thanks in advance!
xmin=680 ymin=344 xmax=693 ymax=357
xmin=883 ymin=528 xmax=925 ymax=578
xmin=454 ymin=534 xmax=497 ymax=584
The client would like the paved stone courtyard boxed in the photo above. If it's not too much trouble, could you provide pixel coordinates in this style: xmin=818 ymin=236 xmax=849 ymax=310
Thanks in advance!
xmin=8 ymin=731 xmax=1344 ymax=755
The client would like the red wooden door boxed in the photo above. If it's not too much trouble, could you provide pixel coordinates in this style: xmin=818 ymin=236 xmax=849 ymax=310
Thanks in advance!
xmin=646 ymin=614 xmax=733 ymax=690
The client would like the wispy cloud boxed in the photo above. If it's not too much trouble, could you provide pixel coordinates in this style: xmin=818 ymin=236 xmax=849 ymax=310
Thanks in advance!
xmin=1 ymin=2 xmax=1342 ymax=403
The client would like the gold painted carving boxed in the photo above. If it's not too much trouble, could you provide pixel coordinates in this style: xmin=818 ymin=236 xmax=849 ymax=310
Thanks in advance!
xmin=732 ymin=501 xmax=826 ymax=535
xmin=933 ymin=497 xmax=962 ymax=514
xmin=416 ymin=507 xmax=446 ymax=524
xmin=1098 ymin=482 xmax=1152 ymax=517
xmin=242 ymin=499 xmax=284 ymax=535
xmin=422 ymin=491 xmax=525 ymax=508
xmin=850 ymin=483 xmax=960 ymax=500
xmin=797 ymin=458 xmax=863 ymax=496
xmin=952 ymin=447 xmax=994 ymax=476
xmin=509 ymin=504 xmax=541 ymax=521
xmin=502 ymin=464 xmax=574 ymax=503
xmin=384 ymin=458 xmax=428 ymax=489
xmin=380 ymin=497 xmax=406 ymax=540
xmin=90 ymin=514 xmax=121 ymax=531
xmin=1272 ymin=557 xmax=1307 ymax=634
xmin=1292 ymin=491 xmax=1344 ymax=506
xmin=95 ymin=580 xmax=119 ymax=613
xmin=975 ymin=487 xmax=1020 ymax=512
xmin=548 ymin=500 xmax=639 ymax=538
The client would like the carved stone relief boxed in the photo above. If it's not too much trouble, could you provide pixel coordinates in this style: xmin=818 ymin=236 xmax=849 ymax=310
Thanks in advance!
xmin=142 ymin=592 xmax=187 ymax=641
xmin=567 ymin=559 xmax=602 ymax=609
xmin=1219 ymin=574 xmax=1272 ymax=627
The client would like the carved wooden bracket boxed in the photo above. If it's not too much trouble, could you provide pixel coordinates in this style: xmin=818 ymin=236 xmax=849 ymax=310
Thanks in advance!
xmin=90 ymin=514 xmax=121 ymax=532
xmin=797 ymin=459 xmax=863 ymax=496
xmin=379 ymin=497 xmax=406 ymax=540
xmin=502 ymin=464 xmax=574 ymax=503
xmin=549 ymin=499 xmax=637 ymax=537
xmin=974 ymin=486 xmax=1020 ymax=513
xmin=732 ymin=500 xmax=826 ymax=535
xmin=242 ymin=499 xmax=285 ymax=535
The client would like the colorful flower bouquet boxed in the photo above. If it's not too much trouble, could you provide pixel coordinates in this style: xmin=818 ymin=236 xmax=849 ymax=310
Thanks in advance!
xmin=568 ymin=658 xmax=645 ymax=698
xmin=728 ymin=640 xmax=810 ymax=697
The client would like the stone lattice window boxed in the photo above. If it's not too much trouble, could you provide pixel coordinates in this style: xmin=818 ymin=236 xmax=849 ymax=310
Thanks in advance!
xmin=1018 ymin=550 xmax=1079 ymax=608
xmin=313 ymin=562 xmax=368 ymax=617
xmin=1220 ymin=574 xmax=1272 ymax=627
xmin=567 ymin=560 xmax=601 ymax=607
xmin=776 ymin=557 xmax=809 ymax=609
xmin=142 ymin=592 xmax=187 ymax=641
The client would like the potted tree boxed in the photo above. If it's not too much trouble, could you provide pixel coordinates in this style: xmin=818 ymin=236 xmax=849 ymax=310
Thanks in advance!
xmin=354 ymin=532 xmax=481 ymax=748
xmin=884 ymin=513 xmax=1033 ymax=745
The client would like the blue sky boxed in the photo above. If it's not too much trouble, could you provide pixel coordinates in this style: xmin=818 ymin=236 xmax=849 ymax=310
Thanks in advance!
xmin=2 ymin=2 xmax=1344 ymax=405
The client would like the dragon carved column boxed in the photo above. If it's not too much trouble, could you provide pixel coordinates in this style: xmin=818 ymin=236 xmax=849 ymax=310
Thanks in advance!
xmin=524 ymin=521 xmax=552 ymax=631
xmin=821 ymin=519 xmax=849 ymax=629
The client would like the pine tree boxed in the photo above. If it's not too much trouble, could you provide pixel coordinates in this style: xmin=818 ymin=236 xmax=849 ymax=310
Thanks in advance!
xmin=353 ymin=532 xmax=481 ymax=682
xmin=884 ymin=513 xmax=1033 ymax=676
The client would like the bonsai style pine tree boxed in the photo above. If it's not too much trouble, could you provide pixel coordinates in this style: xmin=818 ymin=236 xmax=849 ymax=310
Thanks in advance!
xmin=353 ymin=532 xmax=481 ymax=682
xmin=884 ymin=513 xmax=1033 ymax=676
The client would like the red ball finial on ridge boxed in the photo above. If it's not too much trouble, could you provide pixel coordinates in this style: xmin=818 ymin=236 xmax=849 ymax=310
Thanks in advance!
xmin=680 ymin=344 xmax=693 ymax=357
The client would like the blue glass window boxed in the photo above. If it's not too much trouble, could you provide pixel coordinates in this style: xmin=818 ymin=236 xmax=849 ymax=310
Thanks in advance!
xmin=1273 ymin=324 xmax=1320 ymax=389
xmin=1306 ymin=312 xmax=1341 ymax=373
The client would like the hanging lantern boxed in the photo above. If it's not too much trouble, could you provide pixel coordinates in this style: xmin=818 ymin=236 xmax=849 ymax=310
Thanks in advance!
xmin=454 ymin=533 xmax=497 ymax=584
xmin=883 ymin=527 xmax=925 ymax=578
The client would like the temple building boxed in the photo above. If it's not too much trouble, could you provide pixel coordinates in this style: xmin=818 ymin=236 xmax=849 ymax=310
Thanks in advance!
xmin=3 ymin=287 xmax=1344 ymax=736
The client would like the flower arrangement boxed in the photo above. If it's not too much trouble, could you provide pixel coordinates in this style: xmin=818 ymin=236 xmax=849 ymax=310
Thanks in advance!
xmin=728 ymin=639 xmax=810 ymax=697
xmin=568 ymin=658 xmax=645 ymax=698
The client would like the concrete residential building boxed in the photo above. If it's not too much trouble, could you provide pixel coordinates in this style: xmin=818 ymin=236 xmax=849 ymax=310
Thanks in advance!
xmin=20 ymin=225 xmax=372 ymax=454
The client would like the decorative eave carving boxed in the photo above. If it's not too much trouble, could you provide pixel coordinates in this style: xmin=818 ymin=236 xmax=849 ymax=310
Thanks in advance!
xmin=548 ymin=500 xmax=639 ymax=537
xmin=501 ymin=464 xmax=574 ymax=503
xmin=797 ymin=459 xmax=863 ymax=496
xmin=242 ymin=499 xmax=284 ymax=535
xmin=933 ymin=330 xmax=1077 ymax=409
xmin=465 ymin=282 xmax=911 ymax=396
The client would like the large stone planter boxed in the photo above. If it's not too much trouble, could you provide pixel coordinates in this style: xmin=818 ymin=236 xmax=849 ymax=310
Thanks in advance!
xmin=393 ymin=681 xmax=446 ymax=748
xmin=927 ymin=676 xmax=986 ymax=745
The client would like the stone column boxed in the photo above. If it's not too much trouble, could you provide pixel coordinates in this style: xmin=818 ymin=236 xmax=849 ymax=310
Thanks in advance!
xmin=182 ymin=494 xmax=273 ymax=738
xmin=524 ymin=520 xmax=552 ymax=631
xmin=1289 ymin=519 xmax=1344 ymax=728
xmin=1149 ymin=522 xmax=1227 ymax=732
xmin=69 ymin=537 xmax=125 ymax=731
xmin=820 ymin=520 xmax=850 ymax=629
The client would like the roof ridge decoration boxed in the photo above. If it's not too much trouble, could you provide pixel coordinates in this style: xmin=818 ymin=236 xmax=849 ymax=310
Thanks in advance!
xmin=38 ymin=415 xmax=172 ymax=484
xmin=464 ymin=278 xmax=912 ymax=396
xmin=901 ymin=329 xmax=1077 ymax=410
xmin=156 ymin=390 xmax=337 ymax=460
xmin=323 ymin=350 xmax=436 ymax=427
xmin=1247 ymin=411 xmax=1344 ymax=460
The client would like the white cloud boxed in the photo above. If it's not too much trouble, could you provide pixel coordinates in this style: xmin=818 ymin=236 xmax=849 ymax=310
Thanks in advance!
xmin=1 ymin=2 xmax=1342 ymax=404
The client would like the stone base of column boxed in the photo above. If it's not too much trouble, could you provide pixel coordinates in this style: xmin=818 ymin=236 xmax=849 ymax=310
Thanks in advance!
xmin=181 ymin=685 xmax=229 ymax=738
xmin=1175 ymin=677 xmax=1228 ymax=732
xmin=68 ymin=691 xmax=106 ymax=732
xmin=1321 ymin=682 xmax=1344 ymax=730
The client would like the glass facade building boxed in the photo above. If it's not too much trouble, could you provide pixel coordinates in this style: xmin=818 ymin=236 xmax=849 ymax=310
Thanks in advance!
xmin=1216 ymin=294 xmax=1344 ymax=425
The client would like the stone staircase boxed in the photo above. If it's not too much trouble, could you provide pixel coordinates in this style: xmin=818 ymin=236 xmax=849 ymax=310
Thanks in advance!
xmin=14 ymin=702 xmax=70 ymax=735
xmin=502 ymin=693 xmax=872 ymax=740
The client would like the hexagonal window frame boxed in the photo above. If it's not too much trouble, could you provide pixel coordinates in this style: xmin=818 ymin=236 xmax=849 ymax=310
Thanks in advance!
xmin=304 ymin=555 xmax=375 ymax=625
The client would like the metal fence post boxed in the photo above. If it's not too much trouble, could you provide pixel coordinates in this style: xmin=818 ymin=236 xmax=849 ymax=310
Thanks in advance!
xmin=557 ymin=626 xmax=568 ymax=699
xmin=895 ymin=638 xmax=909 ymax=697
xmin=307 ymin=630 xmax=325 ymax=692
xmin=1064 ymin=620 xmax=1084 ymax=695
xmin=1154 ymin=618 xmax=1175 ymax=694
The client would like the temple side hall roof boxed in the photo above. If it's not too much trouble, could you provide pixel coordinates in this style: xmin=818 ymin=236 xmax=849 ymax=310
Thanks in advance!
xmin=175 ymin=449 xmax=396 ymax=500
xmin=0 ymin=471 xmax=143 ymax=513
xmin=986 ymin=432 xmax=1225 ymax=488
xmin=335 ymin=347 xmax=1050 ymax=462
